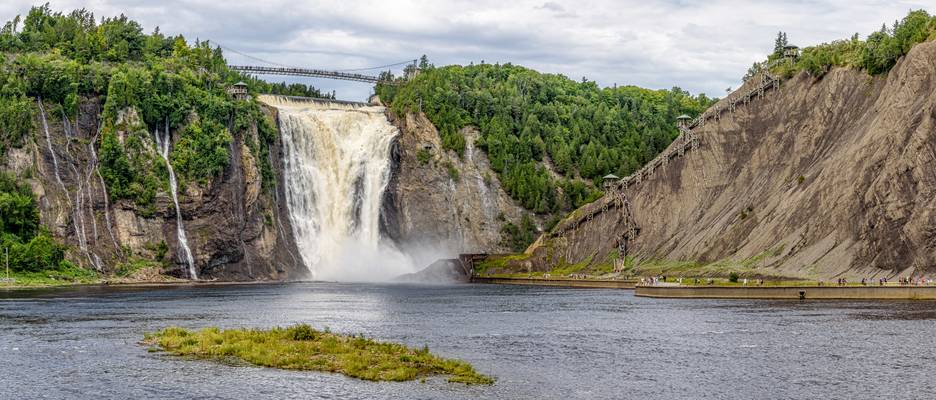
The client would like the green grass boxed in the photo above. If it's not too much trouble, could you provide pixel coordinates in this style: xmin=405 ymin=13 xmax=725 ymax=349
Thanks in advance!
xmin=115 ymin=258 xmax=163 ymax=277
xmin=0 ymin=263 xmax=100 ymax=287
xmin=143 ymin=325 xmax=494 ymax=385
xmin=474 ymin=254 xmax=531 ymax=275
xmin=549 ymin=254 xmax=593 ymax=276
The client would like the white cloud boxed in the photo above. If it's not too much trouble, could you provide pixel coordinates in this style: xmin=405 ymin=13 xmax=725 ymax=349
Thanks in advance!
xmin=1 ymin=0 xmax=932 ymax=100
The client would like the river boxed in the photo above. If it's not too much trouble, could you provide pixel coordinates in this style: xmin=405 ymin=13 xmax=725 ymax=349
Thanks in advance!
xmin=1 ymin=283 xmax=934 ymax=399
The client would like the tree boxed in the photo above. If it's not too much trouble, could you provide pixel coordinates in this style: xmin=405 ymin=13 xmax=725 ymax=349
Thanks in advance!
xmin=772 ymin=31 xmax=788 ymax=58
xmin=418 ymin=54 xmax=432 ymax=70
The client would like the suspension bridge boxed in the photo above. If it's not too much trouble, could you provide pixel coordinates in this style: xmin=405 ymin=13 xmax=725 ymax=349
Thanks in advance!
xmin=229 ymin=65 xmax=399 ymax=84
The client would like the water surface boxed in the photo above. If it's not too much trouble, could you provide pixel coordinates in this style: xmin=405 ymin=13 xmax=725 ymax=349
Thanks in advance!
xmin=1 ymin=283 xmax=934 ymax=399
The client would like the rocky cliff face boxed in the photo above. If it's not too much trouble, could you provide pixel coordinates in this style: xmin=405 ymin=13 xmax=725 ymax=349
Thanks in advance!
xmin=526 ymin=42 xmax=936 ymax=280
xmin=3 ymin=97 xmax=305 ymax=280
xmin=381 ymin=111 xmax=529 ymax=265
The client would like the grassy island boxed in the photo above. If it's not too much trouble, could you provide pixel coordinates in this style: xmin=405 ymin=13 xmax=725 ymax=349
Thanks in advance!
xmin=143 ymin=325 xmax=494 ymax=385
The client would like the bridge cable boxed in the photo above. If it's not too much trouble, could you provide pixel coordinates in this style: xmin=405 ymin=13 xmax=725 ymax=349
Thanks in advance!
xmin=218 ymin=43 xmax=414 ymax=73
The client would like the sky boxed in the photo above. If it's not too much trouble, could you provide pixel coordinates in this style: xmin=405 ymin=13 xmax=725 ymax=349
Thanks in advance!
xmin=2 ymin=0 xmax=933 ymax=101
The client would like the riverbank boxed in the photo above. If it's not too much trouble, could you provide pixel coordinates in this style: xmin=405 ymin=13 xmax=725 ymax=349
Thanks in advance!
xmin=635 ymin=285 xmax=936 ymax=300
xmin=471 ymin=276 xmax=636 ymax=289
xmin=0 ymin=277 xmax=287 ymax=291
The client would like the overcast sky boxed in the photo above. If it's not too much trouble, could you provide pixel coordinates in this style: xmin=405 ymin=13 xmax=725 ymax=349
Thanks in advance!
xmin=2 ymin=0 xmax=932 ymax=101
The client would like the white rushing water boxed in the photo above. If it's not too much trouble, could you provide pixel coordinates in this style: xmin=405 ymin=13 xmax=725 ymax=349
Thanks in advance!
xmin=260 ymin=96 xmax=412 ymax=281
xmin=155 ymin=126 xmax=197 ymax=280
xmin=37 ymin=99 xmax=99 ymax=268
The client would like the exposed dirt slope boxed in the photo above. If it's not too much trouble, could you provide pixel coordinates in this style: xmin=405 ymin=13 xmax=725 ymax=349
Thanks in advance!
xmin=527 ymin=41 xmax=936 ymax=280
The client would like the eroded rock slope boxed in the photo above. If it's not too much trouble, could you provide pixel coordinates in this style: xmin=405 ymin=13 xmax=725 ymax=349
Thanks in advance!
xmin=527 ymin=42 xmax=936 ymax=279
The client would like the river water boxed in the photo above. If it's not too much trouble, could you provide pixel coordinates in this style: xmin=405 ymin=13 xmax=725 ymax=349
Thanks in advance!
xmin=1 ymin=283 xmax=934 ymax=399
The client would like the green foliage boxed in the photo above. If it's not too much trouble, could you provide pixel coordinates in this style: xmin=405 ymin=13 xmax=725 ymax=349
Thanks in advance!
xmin=443 ymin=160 xmax=460 ymax=182
xmin=0 ymin=173 xmax=40 ymax=239
xmin=0 ymin=96 xmax=33 ymax=155
xmin=254 ymin=81 xmax=333 ymax=99
xmin=377 ymin=61 xmax=714 ymax=215
xmin=783 ymin=10 xmax=936 ymax=78
xmin=0 ymin=173 xmax=69 ymax=273
xmin=416 ymin=148 xmax=431 ymax=165
xmin=170 ymin=119 xmax=232 ymax=184
xmin=144 ymin=325 xmax=494 ymax=385
xmin=729 ymin=272 xmax=740 ymax=283
xmin=115 ymin=258 xmax=162 ymax=277
xmin=560 ymin=180 xmax=603 ymax=210
xmin=500 ymin=214 xmax=538 ymax=252
xmin=0 ymin=5 xmax=324 ymax=201
xmin=286 ymin=324 xmax=317 ymax=341
xmin=98 ymin=129 xmax=165 ymax=206
xmin=144 ymin=240 xmax=169 ymax=261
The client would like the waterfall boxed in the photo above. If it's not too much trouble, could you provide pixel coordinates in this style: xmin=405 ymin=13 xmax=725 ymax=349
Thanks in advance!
xmin=154 ymin=126 xmax=197 ymax=280
xmin=260 ymin=95 xmax=412 ymax=281
xmin=88 ymin=111 xmax=122 ymax=256
xmin=37 ymin=99 xmax=98 ymax=268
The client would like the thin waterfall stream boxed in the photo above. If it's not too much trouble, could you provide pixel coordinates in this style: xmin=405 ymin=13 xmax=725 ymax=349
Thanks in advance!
xmin=154 ymin=126 xmax=197 ymax=279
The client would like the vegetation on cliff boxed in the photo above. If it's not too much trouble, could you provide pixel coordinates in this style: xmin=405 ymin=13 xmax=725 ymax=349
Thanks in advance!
xmin=377 ymin=64 xmax=715 ymax=216
xmin=760 ymin=10 xmax=936 ymax=78
xmin=0 ymin=5 xmax=327 ymax=204
xmin=0 ymin=172 xmax=79 ymax=277
xmin=143 ymin=324 xmax=494 ymax=385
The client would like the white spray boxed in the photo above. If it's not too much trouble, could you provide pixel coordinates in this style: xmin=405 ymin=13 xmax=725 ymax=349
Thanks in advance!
xmin=261 ymin=95 xmax=413 ymax=281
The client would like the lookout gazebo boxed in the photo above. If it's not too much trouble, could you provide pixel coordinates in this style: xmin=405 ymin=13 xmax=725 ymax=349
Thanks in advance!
xmin=676 ymin=114 xmax=692 ymax=129
xmin=227 ymin=82 xmax=249 ymax=101
xmin=783 ymin=45 xmax=800 ymax=61
xmin=602 ymin=174 xmax=620 ymax=191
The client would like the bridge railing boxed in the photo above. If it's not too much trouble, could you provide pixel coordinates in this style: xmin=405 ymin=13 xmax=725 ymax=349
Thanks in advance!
xmin=229 ymin=65 xmax=395 ymax=84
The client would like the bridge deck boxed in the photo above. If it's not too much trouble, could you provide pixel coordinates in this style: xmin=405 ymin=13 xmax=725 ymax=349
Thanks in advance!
xmin=230 ymin=65 xmax=392 ymax=84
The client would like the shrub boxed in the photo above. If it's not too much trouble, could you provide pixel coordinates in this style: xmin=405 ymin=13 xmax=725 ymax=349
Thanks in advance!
xmin=0 ymin=96 xmax=33 ymax=155
xmin=729 ymin=272 xmax=740 ymax=283
xmin=443 ymin=160 xmax=460 ymax=182
xmin=416 ymin=148 xmax=431 ymax=165
xmin=286 ymin=324 xmax=317 ymax=341
xmin=0 ymin=173 xmax=40 ymax=240
xmin=171 ymin=119 xmax=232 ymax=184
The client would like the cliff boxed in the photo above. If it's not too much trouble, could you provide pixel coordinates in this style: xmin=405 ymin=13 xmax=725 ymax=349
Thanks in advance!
xmin=382 ymin=111 xmax=530 ymax=265
xmin=2 ymin=97 xmax=306 ymax=281
xmin=525 ymin=41 xmax=936 ymax=280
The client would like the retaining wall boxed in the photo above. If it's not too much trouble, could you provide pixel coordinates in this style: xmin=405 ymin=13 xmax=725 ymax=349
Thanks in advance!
xmin=635 ymin=285 xmax=936 ymax=300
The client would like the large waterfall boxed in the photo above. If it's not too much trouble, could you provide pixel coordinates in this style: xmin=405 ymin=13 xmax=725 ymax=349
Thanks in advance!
xmin=260 ymin=96 xmax=412 ymax=281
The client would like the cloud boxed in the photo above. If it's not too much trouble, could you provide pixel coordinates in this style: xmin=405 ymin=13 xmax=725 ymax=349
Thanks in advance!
xmin=1 ymin=0 xmax=931 ymax=100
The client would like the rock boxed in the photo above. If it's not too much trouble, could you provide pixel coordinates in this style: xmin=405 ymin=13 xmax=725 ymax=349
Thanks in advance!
xmin=526 ymin=41 xmax=936 ymax=280
xmin=395 ymin=258 xmax=470 ymax=284
xmin=12 ymin=96 xmax=306 ymax=281
xmin=381 ymin=111 xmax=529 ymax=266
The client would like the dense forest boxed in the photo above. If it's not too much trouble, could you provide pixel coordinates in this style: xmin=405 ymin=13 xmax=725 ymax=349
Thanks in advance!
xmin=375 ymin=56 xmax=716 ymax=249
xmin=376 ymin=62 xmax=716 ymax=216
